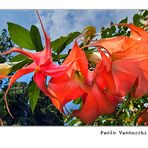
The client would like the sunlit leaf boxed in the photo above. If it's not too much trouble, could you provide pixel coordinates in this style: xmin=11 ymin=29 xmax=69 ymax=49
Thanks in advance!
xmin=30 ymin=25 xmax=44 ymax=51
xmin=10 ymin=54 xmax=28 ymax=62
xmin=73 ymin=97 xmax=82 ymax=104
xmin=8 ymin=22 xmax=35 ymax=50
xmin=118 ymin=17 xmax=128 ymax=30
xmin=11 ymin=59 xmax=32 ymax=72
xmin=133 ymin=14 xmax=141 ymax=26
xmin=51 ymin=32 xmax=80 ymax=53
xmin=52 ymin=53 xmax=67 ymax=62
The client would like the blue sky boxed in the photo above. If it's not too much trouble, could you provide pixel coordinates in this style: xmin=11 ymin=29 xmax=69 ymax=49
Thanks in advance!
xmin=0 ymin=10 xmax=138 ymax=39
xmin=0 ymin=10 xmax=138 ymax=82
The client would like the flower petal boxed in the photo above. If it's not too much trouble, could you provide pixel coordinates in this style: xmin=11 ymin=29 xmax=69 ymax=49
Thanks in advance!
xmin=91 ymin=36 xmax=138 ymax=54
xmin=48 ymin=74 xmax=84 ymax=112
xmin=33 ymin=71 xmax=50 ymax=96
xmin=0 ymin=75 xmax=11 ymax=80
xmin=91 ymin=23 xmax=148 ymax=55
xmin=92 ymin=47 xmax=116 ymax=96
xmin=41 ymin=62 xmax=75 ymax=77
xmin=36 ymin=11 xmax=52 ymax=59
xmin=36 ymin=10 xmax=51 ymax=51
xmin=119 ymin=23 xmax=148 ymax=40
xmin=139 ymin=59 xmax=148 ymax=80
xmin=73 ymin=93 xmax=100 ymax=124
xmin=112 ymin=58 xmax=148 ymax=97
xmin=95 ymin=63 xmax=116 ymax=96
xmin=0 ymin=47 xmax=34 ymax=59
xmin=63 ymin=41 xmax=88 ymax=78
xmin=97 ymin=47 xmax=111 ymax=71
xmin=74 ymin=85 xmax=117 ymax=124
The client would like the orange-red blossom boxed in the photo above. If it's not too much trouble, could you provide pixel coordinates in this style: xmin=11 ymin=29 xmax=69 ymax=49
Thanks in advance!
xmin=91 ymin=23 xmax=148 ymax=98
xmin=48 ymin=41 xmax=121 ymax=124
xmin=0 ymin=12 xmax=74 ymax=118
xmin=1 ymin=19 xmax=148 ymax=124
xmin=48 ymin=23 xmax=148 ymax=124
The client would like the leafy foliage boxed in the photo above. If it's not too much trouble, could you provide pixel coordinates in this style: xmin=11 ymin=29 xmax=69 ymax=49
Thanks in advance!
xmin=100 ymin=10 xmax=148 ymax=39
xmin=133 ymin=10 xmax=148 ymax=30
xmin=8 ymin=22 xmax=35 ymax=50
xmin=51 ymin=32 xmax=80 ymax=53
xmin=10 ymin=53 xmax=33 ymax=72
xmin=0 ymin=29 xmax=14 ymax=62
xmin=0 ymin=29 xmax=14 ymax=89
xmin=100 ymin=17 xmax=129 ymax=38
xmin=30 ymin=25 xmax=44 ymax=51
xmin=0 ymin=82 xmax=63 ymax=125
xmin=65 ymin=94 xmax=148 ymax=126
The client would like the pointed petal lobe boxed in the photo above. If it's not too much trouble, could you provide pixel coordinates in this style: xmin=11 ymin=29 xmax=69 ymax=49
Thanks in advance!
xmin=36 ymin=10 xmax=52 ymax=57
xmin=41 ymin=61 xmax=75 ymax=77
xmin=0 ymin=47 xmax=34 ymax=59
xmin=0 ymin=75 xmax=11 ymax=80
xmin=63 ymin=41 xmax=88 ymax=78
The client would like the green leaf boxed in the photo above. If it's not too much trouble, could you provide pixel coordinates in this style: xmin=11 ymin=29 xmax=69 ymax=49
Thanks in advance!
xmin=66 ymin=32 xmax=81 ymax=45
xmin=30 ymin=25 xmax=44 ymax=51
xmin=119 ymin=17 xmax=128 ymax=24
xmin=10 ymin=54 xmax=32 ymax=72
xmin=133 ymin=14 xmax=141 ymax=26
xmin=7 ymin=22 xmax=35 ymax=50
xmin=101 ymin=30 xmax=107 ymax=38
xmin=101 ymin=25 xmax=116 ymax=38
xmin=68 ymin=118 xmax=80 ymax=126
xmin=10 ymin=54 xmax=28 ymax=62
xmin=118 ymin=17 xmax=128 ymax=29
xmin=111 ymin=26 xmax=116 ymax=33
xmin=73 ymin=97 xmax=82 ymax=104
xmin=141 ymin=10 xmax=148 ymax=17
xmin=28 ymin=80 xmax=40 ymax=113
xmin=52 ymin=53 xmax=67 ymax=62
xmin=64 ymin=115 xmax=73 ymax=123
xmin=11 ymin=59 xmax=32 ymax=72
xmin=51 ymin=32 xmax=80 ymax=53
xmin=52 ymin=37 xmax=67 ymax=53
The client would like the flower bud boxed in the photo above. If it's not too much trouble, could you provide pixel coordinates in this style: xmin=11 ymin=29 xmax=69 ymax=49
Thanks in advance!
xmin=87 ymin=51 xmax=101 ymax=64
xmin=0 ymin=63 xmax=12 ymax=76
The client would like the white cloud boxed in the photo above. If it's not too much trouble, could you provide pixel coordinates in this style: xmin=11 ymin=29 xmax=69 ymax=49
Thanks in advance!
xmin=36 ymin=10 xmax=138 ymax=41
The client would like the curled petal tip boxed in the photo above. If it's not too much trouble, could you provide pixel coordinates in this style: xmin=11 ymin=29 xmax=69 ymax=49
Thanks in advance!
xmin=0 ymin=48 xmax=33 ymax=60
xmin=4 ymin=94 xmax=14 ymax=119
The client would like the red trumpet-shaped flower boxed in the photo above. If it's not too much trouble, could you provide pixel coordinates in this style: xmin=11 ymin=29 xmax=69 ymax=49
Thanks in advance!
xmin=91 ymin=23 xmax=148 ymax=98
xmin=48 ymin=41 xmax=121 ymax=124
xmin=0 ymin=12 xmax=74 ymax=117
xmin=48 ymin=41 xmax=87 ymax=112
xmin=73 ymin=47 xmax=120 ymax=124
